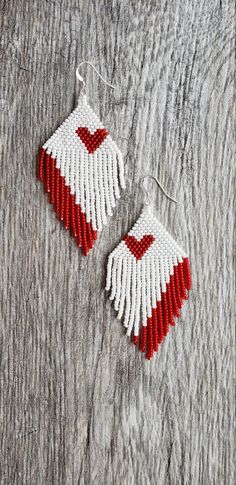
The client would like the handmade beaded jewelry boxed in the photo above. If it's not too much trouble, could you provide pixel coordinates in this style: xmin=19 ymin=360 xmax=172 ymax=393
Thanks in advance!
xmin=38 ymin=62 xmax=125 ymax=255
xmin=106 ymin=176 xmax=191 ymax=360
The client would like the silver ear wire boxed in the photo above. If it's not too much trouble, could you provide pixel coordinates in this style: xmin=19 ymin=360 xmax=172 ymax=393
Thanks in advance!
xmin=76 ymin=61 xmax=116 ymax=95
xmin=141 ymin=175 xmax=177 ymax=206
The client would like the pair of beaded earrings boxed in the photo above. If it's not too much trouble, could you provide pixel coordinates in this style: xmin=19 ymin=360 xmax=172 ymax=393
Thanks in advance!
xmin=38 ymin=61 xmax=191 ymax=360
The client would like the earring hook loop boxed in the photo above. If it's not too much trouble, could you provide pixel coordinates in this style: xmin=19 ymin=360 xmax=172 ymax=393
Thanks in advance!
xmin=76 ymin=61 xmax=115 ymax=95
xmin=141 ymin=175 xmax=177 ymax=206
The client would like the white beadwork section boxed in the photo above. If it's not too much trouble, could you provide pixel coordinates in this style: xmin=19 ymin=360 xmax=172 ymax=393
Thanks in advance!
xmin=105 ymin=207 xmax=187 ymax=337
xmin=42 ymin=94 xmax=125 ymax=231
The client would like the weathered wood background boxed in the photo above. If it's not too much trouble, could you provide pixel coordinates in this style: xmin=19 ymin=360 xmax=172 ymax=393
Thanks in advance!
xmin=0 ymin=1 xmax=234 ymax=484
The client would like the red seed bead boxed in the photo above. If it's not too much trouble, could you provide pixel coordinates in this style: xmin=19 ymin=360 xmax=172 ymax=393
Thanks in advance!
xmin=80 ymin=211 xmax=88 ymax=255
xmin=132 ymin=335 xmax=139 ymax=346
xmin=45 ymin=154 xmax=51 ymax=193
xmin=59 ymin=177 xmax=65 ymax=221
xmin=170 ymin=274 xmax=180 ymax=317
xmin=86 ymin=221 xmax=93 ymax=249
xmin=152 ymin=307 xmax=158 ymax=351
xmin=55 ymin=168 xmax=60 ymax=215
xmin=75 ymin=205 xmax=83 ymax=247
xmin=183 ymin=257 xmax=192 ymax=290
xmin=49 ymin=157 xmax=56 ymax=204
xmin=174 ymin=265 xmax=182 ymax=308
xmin=140 ymin=326 xmax=147 ymax=352
xmin=64 ymin=186 xmax=70 ymax=230
xmin=146 ymin=316 xmax=154 ymax=360
xmin=38 ymin=148 xmax=46 ymax=181
xmin=166 ymin=283 xmax=175 ymax=326
xmin=157 ymin=301 xmax=164 ymax=343
xmin=70 ymin=194 xmax=77 ymax=237
xmin=162 ymin=292 xmax=169 ymax=337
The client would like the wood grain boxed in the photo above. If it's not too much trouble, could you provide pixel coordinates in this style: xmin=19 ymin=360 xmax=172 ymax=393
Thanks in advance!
xmin=0 ymin=1 xmax=234 ymax=483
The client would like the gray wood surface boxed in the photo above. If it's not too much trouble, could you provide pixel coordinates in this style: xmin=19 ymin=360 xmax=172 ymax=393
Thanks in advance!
xmin=0 ymin=1 xmax=235 ymax=484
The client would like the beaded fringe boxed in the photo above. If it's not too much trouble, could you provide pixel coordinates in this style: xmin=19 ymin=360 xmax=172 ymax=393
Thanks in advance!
xmin=106 ymin=209 xmax=192 ymax=360
xmin=38 ymin=147 xmax=124 ymax=255
xmin=38 ymin=94 xmax=125 ymax=255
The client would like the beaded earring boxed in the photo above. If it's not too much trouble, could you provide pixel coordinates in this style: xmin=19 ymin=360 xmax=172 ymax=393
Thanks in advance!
xmin=37 ymin=61 xmax=125 ymax=255
xmin=105 ymin=176 xmax=192 ymax=360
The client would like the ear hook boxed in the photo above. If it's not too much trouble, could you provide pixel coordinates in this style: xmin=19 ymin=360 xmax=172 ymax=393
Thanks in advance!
xmin=141 ymin=175 xmax=177 ymax=206
xmin=76 ymin=61 xmax=115 ymax=95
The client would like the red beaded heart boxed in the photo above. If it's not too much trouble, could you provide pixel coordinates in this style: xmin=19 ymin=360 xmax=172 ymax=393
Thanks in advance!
xmin=76 ymin=127 xmax=109 ymax=153
xmin=123 ymin=235 xmax=155 ymax=260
